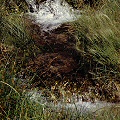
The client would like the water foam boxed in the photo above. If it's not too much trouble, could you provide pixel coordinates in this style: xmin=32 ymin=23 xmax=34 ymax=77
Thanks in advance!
xmin=27 ymin=90 xmax=114 ymax=114
xmin=26 ymin=0 xmax=80 ymax=31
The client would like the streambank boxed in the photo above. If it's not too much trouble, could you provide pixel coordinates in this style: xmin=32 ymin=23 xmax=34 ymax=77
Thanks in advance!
xmin=23 ymin=0 xmax=120 ymax=103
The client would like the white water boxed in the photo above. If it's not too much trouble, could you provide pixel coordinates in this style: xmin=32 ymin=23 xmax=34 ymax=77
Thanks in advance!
xmin=25 ymin=0 xmax=80 ymax=31
xmin=28 ymin=90 xmax=114 ymax=114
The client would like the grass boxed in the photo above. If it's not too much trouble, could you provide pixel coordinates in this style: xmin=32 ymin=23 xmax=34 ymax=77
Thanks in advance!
xmin=69 ymin=0 xmax=120 ymax=101
xmin=73 ymin=0 xmax=120 ymax=66
xmin=0 ymin=0 xmax=120 ymax=119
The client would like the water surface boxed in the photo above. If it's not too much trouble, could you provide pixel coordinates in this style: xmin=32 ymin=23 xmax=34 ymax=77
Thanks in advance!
xmin=26 ymin=0 xmax=80 ymax=31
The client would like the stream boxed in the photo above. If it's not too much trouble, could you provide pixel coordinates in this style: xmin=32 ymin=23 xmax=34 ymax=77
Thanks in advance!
xmin=28 ymin=90 xmax=114 ymax=115
xmin=25 ymin=0 xmax=115 ymax=114
xmin=25 ymin=0 xmax=80 ymax=31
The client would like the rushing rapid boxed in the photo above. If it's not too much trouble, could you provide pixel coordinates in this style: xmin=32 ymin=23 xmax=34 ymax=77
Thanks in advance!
xmin=25 ymin=0 xmax=80 ymax=31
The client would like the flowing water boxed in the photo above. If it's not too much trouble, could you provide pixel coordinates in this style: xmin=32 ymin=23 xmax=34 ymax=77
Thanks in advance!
xmin=28 ymin=90 xmax=114 ymax=114
xmin=25 ymin=0 xmax=115 ymax=114
xmin=25 ymin=0 xmax=80 ymax=31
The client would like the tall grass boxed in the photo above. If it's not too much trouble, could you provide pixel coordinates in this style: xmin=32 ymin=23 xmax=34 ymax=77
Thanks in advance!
xmin=0 ymin=1 xmax=42 ymax=119
xmin=74 ymin=0 xmax=120 ymax=66
xmin=69 ymin=0 xmax=120 ymax=101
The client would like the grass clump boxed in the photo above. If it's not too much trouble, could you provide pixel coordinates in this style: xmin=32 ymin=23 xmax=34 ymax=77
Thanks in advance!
xmin=70 ymin=0 xmax=120 ymax=101
xmin=0 ymin=2 xmax=43 ymax=119
xmin=74 ymin=0 xmax=120 ymax=66
xmin=0 ymin=82 xmax=45 ymax=119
